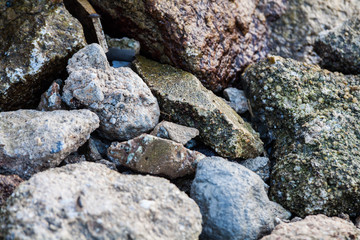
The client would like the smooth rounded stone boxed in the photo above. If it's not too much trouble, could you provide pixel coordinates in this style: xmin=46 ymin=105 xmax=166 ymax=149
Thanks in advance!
xmin=242 ymin=56 xmax=360 ymax=217
xmin=151 ymin=121 xmax=199 ymax=145
xmin=37 ymin=79 xmax=64 ymax=111
xmin=0 ymin=174 xmax=23 ymax=206
xmin=63 ymin=44 xmax=160 ymax=141
xmin=223 ymin=87 xmax=249 ymax=114
xmin=191 ymin=157 xmax=290 ymax=240
xmin=0 ymin=110 xmax=99 ymax=179
xmin=87 ymin=0 xmax=284 ymax=92
xmin=134 ymin=56 xmax=264 ymax=159
xmin=315 ymin=17 xmax=360 ymax=74
xmin=0 ymin=1 xmax=86 ymax=111
xmin=107 ymin=134 xmax=205 ymax=179
xmin=0 ymin=162 xmax=202 ymax=240
xmin=261 ymin=214 xmax=360 ymax=240
xmin=268 ymin=0 xmax=360 ymax=64
xmin=240 ymin=156 xmax=270 ymax=182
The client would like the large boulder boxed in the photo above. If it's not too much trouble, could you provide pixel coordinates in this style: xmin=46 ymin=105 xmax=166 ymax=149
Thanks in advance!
xmin=191 ymin=157 xmax=290 ymax=240
xmin=63 ymin=44 xmax=160 ymax=141
xmin=134 ymin=56 xmax=264 ymax=159
xmin=87 ymin=0 xmax=285 ymax=92
xmin=0 ymin=162 xmax=202 ymax=240
xmin=0 ymin=0 xmax=86 ymax=110
xmin=243 ymin=56 xmax=360 ymax=217
xmin=0 ymin=109 xmax=99 ymax=179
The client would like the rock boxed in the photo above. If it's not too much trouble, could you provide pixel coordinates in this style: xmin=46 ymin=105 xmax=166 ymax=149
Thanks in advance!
xmin=0 ymin=109 xmax=99 ymax=179
xmin=0 ymin=175 xmax=23 ymax=206
xmin=85 ymin=136 xmax=110 ymax=162
xmin=223 ymin=87 xmax=249 ymax=114
xmin=240 ymin=156 xmax=270 ymax=182
xmin=261 ymin=214 xmax=360 ymax=240
xmin=87 ymin=0 xmax=284 ymax=92
xmin=0 ymin=162 xmax=202 ymax=239
xmin=107 ymin=134 xmax=205 ymax=179
xmin=268 ymin=0 xmax=360 ymax=64
xmin=242 ymin=56 xmax=360 ymax=217
xmin=0 ymin=1 xmax=86 ymax=111
xmin=37 ymin=79 xmax=64 ymax=111
xmin=106 ymin=35 xmax=141 ymax=55
xmin=63 ymin=44 xmax=160 ymax=141
xmin=96 ymin=159 xmax=117 ymax=171
xmin=134 ymin=56 xmax=264 ymax=159
xmin=60 ymin=154 xmax=86 ymax=166
xmin=191 ymin=157 xmax=290 ymax=240
xmin=151 ymin=121 xmax=199 ymax=145
xmin=315 ymin=17 xmax=360 ymax=74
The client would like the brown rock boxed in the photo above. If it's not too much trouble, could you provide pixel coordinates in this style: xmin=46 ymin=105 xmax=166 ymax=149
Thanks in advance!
xmin=107 ymin=134 xmax=205 ymax=179
xmin=88 ymin=0 xmax=283 ymax=92
xmin=0 ymin=174 xmax=23 ymax=205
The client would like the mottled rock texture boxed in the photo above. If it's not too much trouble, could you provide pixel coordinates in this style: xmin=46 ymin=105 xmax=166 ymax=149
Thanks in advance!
xmin=0 ymin=110 xmax=99 ymax=179
xmin=268 ymin=0 xmax=360 ymax=64
xmin=0 ymin=0 xmax=86 ymax=110
xmin=315 ymin=17 xmax=360 ymax=75
xmin=0 ymin=174 xmax=23 ymax=206
xmin=37 ymin=79 xmax=64 ymax=111
xmin=0 ymin=162 xmax=202 ymax=240
xmin=223 ymin=87 xmax=249 ymax=114
xmin=191 ymin=157 xmax=290 ymax=240
xmin=240 ymin=156 xmax=270 ymax=182
xmin=243 ymin=56 xmax=360 ymax=217
xmin=261 ymin=214 xmax=360 ymax=240
xmin=134 ymin=56 xmax=264 ymax=159
xmin=151 ymin=121 xmax=199 ymax=145
xmin=63 ymin=44 xmax=160 ymax=141
xmin=88 ymin=0 xmax=285 ymax=92
xmin=108 ymin=134 xmax=205 ymax=179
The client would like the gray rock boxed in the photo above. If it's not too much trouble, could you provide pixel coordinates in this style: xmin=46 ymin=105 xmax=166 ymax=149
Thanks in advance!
xmin=242 ymin=56 xmax=360 ymax=217
xmin=0 ymin=162 xmax=202 ymax=240
xmin=261 ymin=214 xmax=360 ymax=240
xmin=0 ymin=1 xmax=86 ymax=111
xmin=106 ymin=35 xmax=141 ymax=55
xmin=151 ymin=121 xmax=199 ymax=145
xmin=134 ymin=56 xmax=264 ymax=159
xmin=96 ymin=159 xmax=117 ymax=171
xmin=191 ymin=157 xmax=290 ymax=240
xmin=108 ymin=134 xmax=205 ymax=179
xmin=240 ymin=156 xmax=270 ymax=182
xmin=223 ymin=87 xmax=249 ymax=114
xmin=0 ymin=109 xmax=99 ymax=179
xmin=315 ymin=17 xmax=360 ymax=74
xmin=60 ymin=154 xmax=86 ymax=166
xmin=37 ymin=79 xmax=64 ymax=111
xmin=63 ymin=44 xmax=160 ymax=141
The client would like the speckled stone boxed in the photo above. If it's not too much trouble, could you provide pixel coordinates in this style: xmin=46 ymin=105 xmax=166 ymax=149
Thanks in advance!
xmin=0 ymin=174 xmax=23 ymax=206
xmin=243 ymin=56 xmax=360 ymax=217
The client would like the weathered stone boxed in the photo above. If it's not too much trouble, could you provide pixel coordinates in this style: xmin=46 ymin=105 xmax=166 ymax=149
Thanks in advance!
xmin=315 ymin=17 xmax=360 ymax=74
xmin=96 ymin=159 xmax=117 ymax=171
xmin=87 ymin=0 xmax=284 ymax=92
xmin=261 ymin=214 xmax=360 ymax=240
xmin=243 ymin=56 xmax=360 ymax=217
xmin=240 ymin=156 xmax=270 ymax=182
xmin=268 ymin=0 xmax=360 ymax=64
xmin=0 ymin=0 xmax=86 ymax=110
xmin=151 ymin=121 xmax=199 ymax=145
xmin=108 ymin=134 xmax=205 ymax=179
xmin=106 ymin=35 xmax=141 ymax=55
xmin=191 ymin=157 xmax=290 ymax=240
xmin=0 ymin=109 xmax=99 ymax=179
xmin=223 ymin=87 xmax=249 ymax=114
xmin=60 ymin=154 xmax=86 ymax=166
xmin=63 ymin=44 xmax=160 ymax=141
xmin=134 ymin=56 xmax=264 ymax=159
xmin=0 ymin=162 xmax=202 ymax=240
xmin=37 ymin=79 xmax=64 ymax=111
xmin=0 ymin=175 xmax=23 ymax=206
xmin=86 ymin=137 xmax=103 ymax=161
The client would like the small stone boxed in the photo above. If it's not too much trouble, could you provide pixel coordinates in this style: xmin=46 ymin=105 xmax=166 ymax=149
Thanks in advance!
xmin=223 ymin=87 xmax=249 ymax=114
xmin=105 ymin=35 xmax=141 ymax=55
xmin=150 ymin=121 xmax=199 ymax=145
xmin=37 ymin=79 xmax=64 ymax=111
xmin=240 ymin=156 xmax=270 ymax=182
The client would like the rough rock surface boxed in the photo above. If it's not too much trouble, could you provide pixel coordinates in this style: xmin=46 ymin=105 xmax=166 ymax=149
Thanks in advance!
xmin=261 ymin=214 xmax=360 ymax=240
xmin=223 ymin=87 xmax=249 ymax=114
xmin=88 ymin=0 xmax=285 ymax=92
xmin=106 ymin=35 xmax=141 ymax=55
xmin=63 ymin=44 xmax=160 ymax=141
xmin=315 ymin=17 xmax=360 ymax=74
xmin=0 ymin=0 xmax=86 ymax=110
xmin=0 ymin=110 xmax=99 ymax=179
xmin=37 ymin=79 xmax=64 ymax=111
xmin=151 ymin=121 xmax=199 ymax=145
xmin=134 ymin=56 xmax=264 ymax=159
xmin=191 ymin=157 xmax=290 ymax=240
xmin=268 ymin=0 xmax=360 ymax=64
xmin=240 ymin=156 xmax=270 ymax=182
xmin=0 ymin=175 xmax=23 ymax=206
xmin=108 ymin=134 xmax=205 ymax=179
xmin=243 ymin=56 xmax=360 ymax=217
xmin=0 ymin=162 xmax=202 ymax=240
